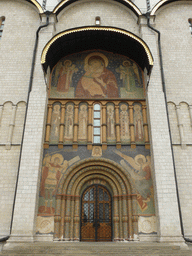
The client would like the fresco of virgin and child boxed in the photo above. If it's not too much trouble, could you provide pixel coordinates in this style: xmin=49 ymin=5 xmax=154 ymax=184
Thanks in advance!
xmin=49 ymin=51 xmax=145 ymax=99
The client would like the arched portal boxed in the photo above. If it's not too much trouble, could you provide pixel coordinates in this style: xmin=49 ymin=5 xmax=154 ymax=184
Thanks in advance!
xmin=54 ymin=158 xmax=138 ymax=241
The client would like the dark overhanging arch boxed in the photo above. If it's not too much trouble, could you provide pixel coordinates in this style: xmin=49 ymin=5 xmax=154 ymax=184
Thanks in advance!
xmin=41 ymin=26 xmax=153 ymax=74
xmin=53 ymin=0 xmax=141 ymax=17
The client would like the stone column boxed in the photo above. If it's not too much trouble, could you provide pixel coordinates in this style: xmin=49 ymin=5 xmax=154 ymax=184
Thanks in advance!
xmin=58 ymin=104 xmax=65 ymax=149
xmin=44 ymin=103 xmax=52 ymax=148
xmin=73 ymin=103 xmax=79 ymax=149
xmin=87 ymin=104 xmax=93 ymax=150
xmin=142 ymin=104 xmax=150 ymax=149
xmin=73 ymin=198 xmax=80 ymax=241
xmin=113 ymin=196 xmax=120 ymax=241
xmin=129 ymin=103 xmax=136 ymax=149
xmin=101 ymin=103 xmax=107 ymax=150
xmin=115 ymin=104 xmax=121 ymax=149
xmin=139 ymin=16 xmax=184 ymax=243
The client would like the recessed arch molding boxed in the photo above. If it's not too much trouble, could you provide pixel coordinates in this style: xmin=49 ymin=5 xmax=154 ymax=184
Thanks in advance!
xmin=54 ymin=158 xmax=139 ymax=241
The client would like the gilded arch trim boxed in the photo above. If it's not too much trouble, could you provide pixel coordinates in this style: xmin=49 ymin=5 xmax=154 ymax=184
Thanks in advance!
xmin=23 ymin=0 xmax=43 ymax=13
xmin=53 ymin=0 xmax=142 ymax=16
xmin=41 ymin=26 xmax=153 ymax=68
xmin=151 ymin=0 xmax=192 ymax=16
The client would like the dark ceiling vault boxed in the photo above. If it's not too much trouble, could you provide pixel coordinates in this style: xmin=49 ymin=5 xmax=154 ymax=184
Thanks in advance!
xmin=42 ymin=27 xmax=153 ymax=74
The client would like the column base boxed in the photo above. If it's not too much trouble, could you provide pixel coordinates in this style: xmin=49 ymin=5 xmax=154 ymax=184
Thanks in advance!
xmin=116 ymin=143 xmax=121 ymax=149
xmin=58 ymin=143 xmax=63 ymax=149
xmin=72 ymin=143 xmax=78 ymax=149
xmin=8 ymin=235 xmax=35 ymax=243
xmin=158 ymin=235 xmax=187 ymax=248
xmin=131 ymin=143 xmax=136 ymax=149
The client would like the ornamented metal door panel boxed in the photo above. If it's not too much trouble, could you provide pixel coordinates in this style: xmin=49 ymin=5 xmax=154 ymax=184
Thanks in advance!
xmin=81 ymin=185 xmax=112 ymax=241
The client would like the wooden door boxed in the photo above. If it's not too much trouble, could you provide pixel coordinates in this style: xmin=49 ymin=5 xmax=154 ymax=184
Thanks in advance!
xmin=80 ymin=185 xmax=112 ymax=241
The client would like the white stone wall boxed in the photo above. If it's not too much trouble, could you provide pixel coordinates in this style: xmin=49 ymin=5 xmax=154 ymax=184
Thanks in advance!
xmin=139 ymin=16 xmax=184 ymax=242
xmin=0 ymin=0 xmax=40 ymax=104
xmin=44 ymin=0 xmax=161 ymax=13
xmin=56 ymin=1 xmax=139 ymax=36
xmin=0 ymin=147 xmax=20 ymax=238
xmin=1 ymin=0 xmax=192 ymax=243
xmin=155 ymin=2 xmax=192 ymax=104
xmin=0 ymin=0 xmax=40 ymax=238
xmin=10 ymin=21 xmax=54 ymax=242
xmin=155 ymin=2 xmax=192 ymax=239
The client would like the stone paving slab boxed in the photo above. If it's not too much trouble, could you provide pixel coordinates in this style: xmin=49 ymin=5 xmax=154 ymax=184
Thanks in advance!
xmin=0 ymin=242 xmax=191 ymax=256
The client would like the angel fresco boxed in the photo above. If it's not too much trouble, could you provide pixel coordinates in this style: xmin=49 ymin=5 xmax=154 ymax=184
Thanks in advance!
xmin=114 ymin=150 xmax=153 ymax=212
xmin=75 ymin=52 xmax=119 ymax=98
xmin=38 ymin=153 xmax=80 ymax=215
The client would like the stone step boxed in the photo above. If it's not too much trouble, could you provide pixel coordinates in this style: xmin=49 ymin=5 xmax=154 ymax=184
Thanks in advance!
xmin=0 ymin=242 xmax=191 ymax=256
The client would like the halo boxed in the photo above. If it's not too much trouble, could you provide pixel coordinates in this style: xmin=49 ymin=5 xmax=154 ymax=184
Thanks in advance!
xmin=120 ymin=104 xmax=128 ymax=111
xmin=64 ymin=60 xmax=72 ymax=66
xmin=80 ymin=104 xmax=87 ymax=110
xmin=134 ymin=104 xmax=141 ymax=111
xmin=51 ymin=153 xmax=64 ymax=165
xmin=123 ymin=60 xmax=132 ymax=67
xmin=53 ymin=104 xmax=60 ymax=111
xmin=135 ymin=154 xmax=146 ymax=165
xmin=84 ymin=52 xmax=108 ymax=68
xmin=107 ymin=105 xmax=114 ymax=111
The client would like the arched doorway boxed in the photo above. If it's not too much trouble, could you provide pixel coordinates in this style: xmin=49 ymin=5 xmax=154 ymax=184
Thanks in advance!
xmin=81 ymin=184 xmax=112 ymax=242
xmin=54 ymin=158 xmax=138 ymax=241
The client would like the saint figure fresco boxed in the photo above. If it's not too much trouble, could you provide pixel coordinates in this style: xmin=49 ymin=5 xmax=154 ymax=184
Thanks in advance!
xmin=78 ymin=104 xmax=88 ymax=141
xmin=120 ymin=104 xmax=130 ymax=142
xmin=50 ymin=103 xmax=61 ymax=143
xmin=64 ymin=104 xmax=74 ymax=142
xmin=116 ymin=60 xmax=144 ymax=98
xmin=57 ymin=60 xmax=78 ymax=93
xmin=75 ymin=53 xmax=119 ymax=98
xmin=107 ymin=104 xmax=116 ymax=142
xmin=134 ymin=104 xmax=144 ymax=142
